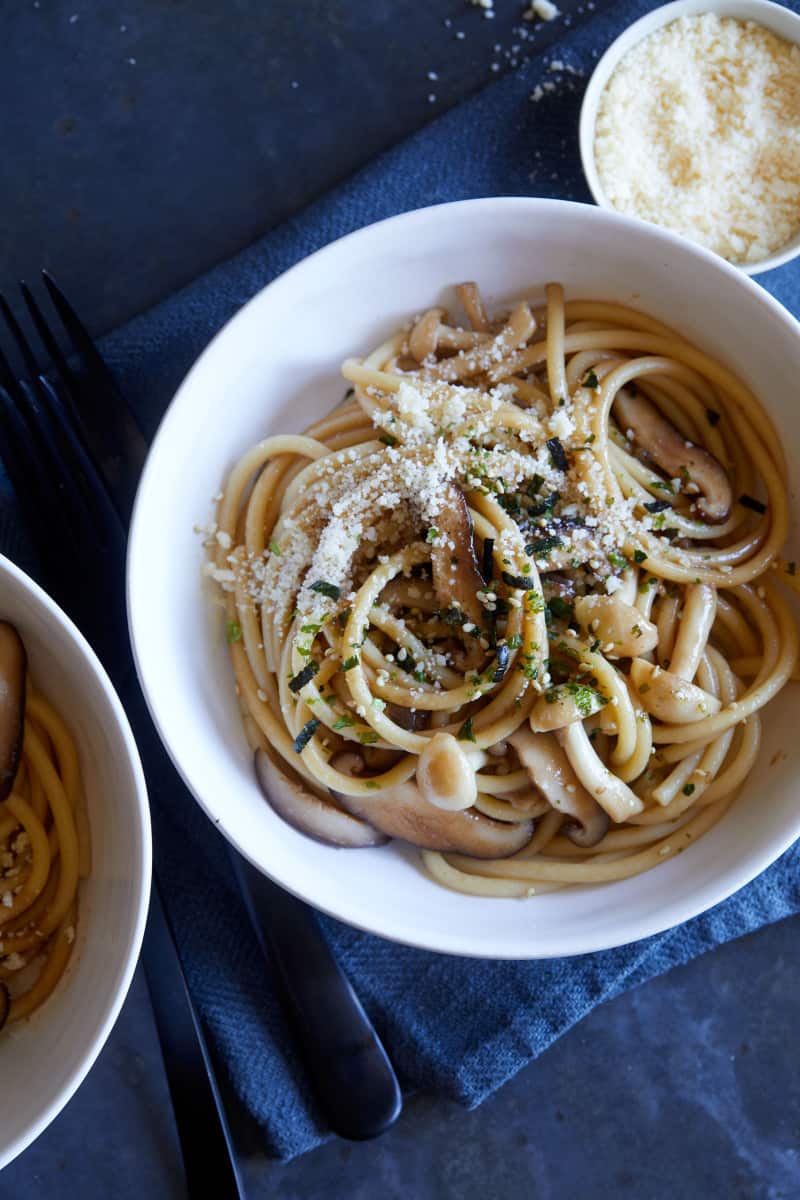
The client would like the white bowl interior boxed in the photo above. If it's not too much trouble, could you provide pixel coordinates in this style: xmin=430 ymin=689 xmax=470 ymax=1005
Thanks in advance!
xmin=0 ymin=557 xmax=150 ymax=1169
xmin=129 ymin=197 xmax=799 ymax=959
xmin=578 ymin=0 xmax=800 ymax=276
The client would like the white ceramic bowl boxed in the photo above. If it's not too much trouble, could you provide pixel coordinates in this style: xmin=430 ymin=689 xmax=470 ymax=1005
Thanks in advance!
xmin=129 ymin=197 xmax=799 ymax=959
xmin=578 ymin=0 xmax=800 ymax=276
xmin=0 ymin=555 xmax=150 ymax=1169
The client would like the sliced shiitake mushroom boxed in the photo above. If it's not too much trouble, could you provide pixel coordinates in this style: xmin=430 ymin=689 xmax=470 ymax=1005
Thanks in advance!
xmin=0 ymin=621 xmax=27 ymax=802
xmin=508 ymin=727 xmax=609 ymax=847
xmin=613 ymin=389 xmax=732 ymax=524
xmin=429 ymin=483 xmax=486 ymax=629
xmin=337 ymin=781 xmax=534 ymax=858
xmin=254 ymin=749 xmax=388 ymax=849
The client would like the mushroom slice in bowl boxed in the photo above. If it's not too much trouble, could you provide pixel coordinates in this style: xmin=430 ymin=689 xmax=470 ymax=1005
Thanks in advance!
xmin=613 ymin=388 xmax=732 ymax=523
xmin=429 ymin=483 xmax=486 ymax=629
xmin=336 ymin=780 xmax=534 ymax=858
xmin=254 ymin=749 xmax=388 ymax=849
xmin=0 ymin=620 xmax=27 ymax=801
xmin=508 ymin=726 xmax=609 ymax=847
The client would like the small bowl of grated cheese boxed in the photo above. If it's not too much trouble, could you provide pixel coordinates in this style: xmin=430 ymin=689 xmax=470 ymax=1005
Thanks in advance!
xmin=579 ymin=0 xmax=800 ymax=274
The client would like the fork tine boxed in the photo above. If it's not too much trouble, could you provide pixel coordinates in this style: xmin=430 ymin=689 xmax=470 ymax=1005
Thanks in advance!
xmin=20 ymin=281 xmax=80 ymax=402
xmin=39 ymin=271 xmax=148 ymax=520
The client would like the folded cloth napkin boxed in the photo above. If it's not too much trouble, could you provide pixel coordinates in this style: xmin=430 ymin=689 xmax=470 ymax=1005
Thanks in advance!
xmin=5 ymin=0 xmax=800 ymax=1163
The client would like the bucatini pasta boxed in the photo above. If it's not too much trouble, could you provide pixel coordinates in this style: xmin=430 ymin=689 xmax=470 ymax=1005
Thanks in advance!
xmin=206 ymin=282 xmax=798 ymax=898
xmin=0 ymin=623 xmax=89 ymax=1027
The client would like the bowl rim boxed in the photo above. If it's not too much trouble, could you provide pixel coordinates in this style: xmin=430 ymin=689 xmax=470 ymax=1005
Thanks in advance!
xmin=128 ymin=195 xmax=800 ymax=959
xmin=577 ymin=0 xmax=800 ymax=277
xmin=0 ymin=552 xmax=152 ymax=1170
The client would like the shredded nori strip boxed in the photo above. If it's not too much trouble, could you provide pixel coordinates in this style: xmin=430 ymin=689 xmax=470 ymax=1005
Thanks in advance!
xmin=547 ymin=596 xmax=573 ymax=621
xmin=525 ymin=535 xmax=564 ymax=558
xmin=528 ymin=490 xmax=560 ymax=517
xmin=547 ymin=437 xmax=568 ymax=472
xmin=310 ymin=580 xmax=341 ymax=600
xmin=293 ymin=718 xmax=320 ymax=753
xmin=482 ymin=536 xmax=495 ymax=582
xmin=644 ymin=499 xmax=671 ymax=514
xmin=739 ymin=493 xmax=767 ymax=514
xmin=493 ymin=643 xmax=510 ymax=682
xmin=502 ymin=570 xmax=536 ymax=590
xmin=288 ymin=660 xmax=319 ymax=693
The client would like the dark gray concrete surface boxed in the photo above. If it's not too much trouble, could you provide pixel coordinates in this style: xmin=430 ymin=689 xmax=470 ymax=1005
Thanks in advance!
xmin=2 ymin=2 xmax=799 ymax=1197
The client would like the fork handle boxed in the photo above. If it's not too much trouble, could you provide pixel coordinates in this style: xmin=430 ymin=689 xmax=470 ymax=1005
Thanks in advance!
xmin=231 ymin=851 xmax=403 ymax=1140
xmin=143 ymin=879 xmax=246 ymax=1199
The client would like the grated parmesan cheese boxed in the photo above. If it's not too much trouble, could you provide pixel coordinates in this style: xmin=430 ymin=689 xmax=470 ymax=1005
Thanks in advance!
xmin=594 ymin=15 xmax=800 ymax=264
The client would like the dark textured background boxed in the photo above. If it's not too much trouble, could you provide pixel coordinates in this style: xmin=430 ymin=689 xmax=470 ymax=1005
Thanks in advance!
xmin=2 ymin=1 xmax=799 ymax=1196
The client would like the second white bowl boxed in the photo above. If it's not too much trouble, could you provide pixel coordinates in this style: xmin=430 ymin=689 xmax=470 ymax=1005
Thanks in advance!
xmin=0 ymin=555 xmax=151 ymax=1169
xmin=578 ymin=0 xmax=800 ymax=276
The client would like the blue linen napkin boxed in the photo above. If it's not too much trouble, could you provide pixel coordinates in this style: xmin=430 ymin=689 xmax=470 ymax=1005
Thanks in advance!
xmin=5 ymin=0 xmax=800 ymax=1162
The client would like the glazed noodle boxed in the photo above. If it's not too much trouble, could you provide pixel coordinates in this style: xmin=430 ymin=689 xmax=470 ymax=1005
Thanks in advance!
xmin=206 ymin=282 xmax=799 ymax=898
xmin=0 ymin=630 xmax=89 ymax=1028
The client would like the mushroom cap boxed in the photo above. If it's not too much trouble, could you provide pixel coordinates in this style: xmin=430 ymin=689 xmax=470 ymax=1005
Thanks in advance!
xmin=508 ymin=727 xmax=609 ymax=847
xmin=613 ymin=388 xmax=732 ymax=524
xmin=429 ymin=483 xmax=486 ymax=630
xmin=416 ymin=732 xmax=478 ymax=811
xmin=629 ymin=658 xmax=722 ymax=724
xmin=337 ymin=781 xmax=534 ymax=858
xmin=254 ymin=749 xmax=389 ymax=849
xmin=0 ymin=621 xmax=26 ymax=802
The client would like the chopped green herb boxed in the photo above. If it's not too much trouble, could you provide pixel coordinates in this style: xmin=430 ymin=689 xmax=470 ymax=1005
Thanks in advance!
xmin=547 ymin=437 xmax=568 ymax=472
xmin=426 ymin=527 xmax=440 ymax=543
xmin=633 ymin=549 xmax=647 ymax=564
xmin=293 ymin=718 xmax=320 ymax=754
xmin=300 ymin=622 xmax=322 ymax=634
xmin=332 ymin=714 xmax=355 ymax=731
xmin=310 ymin=580 xmax=341 ymax=600
xmin=507 ymin=633 xmax=524 ymax=649
xmin=225 ymin=621 xmax=243 ymax=644
xmin=527 ymin=473 xmax=545 ymax=497
xmin=739 ymin=493 xmax=766 ymax=515
xmin=358 ymin=731 xmax=379 ymax=745
xmin=651 ymin=479 xmax=675 ymax=494
xmin=457 ymin=716 xmax=477 ymax=742
xmin=607 ymin=550 xmax=627 ymax=569
xmin=590 ymin=638 xmax=601 ymax=653
xmin=341 ymin=655 xmax=359 ymax=672
xmin=268 ymin=540 xmax=282 ymax=556
xmin=379 ymin=433 xmax=398 ymax=446
xmin=525 ymin=590 xmax=545 ymax=614
xmin=582 ymin=369 xmax=599 ymax=389
xmin=682 ymin=783 xmax=696 ymax=796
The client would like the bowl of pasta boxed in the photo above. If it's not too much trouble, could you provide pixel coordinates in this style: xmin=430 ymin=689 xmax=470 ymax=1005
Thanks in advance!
xmin=0 ymin=554 xmax=150 ymax=1168
xmin=128 ymin=197 xmax=799 ymax=959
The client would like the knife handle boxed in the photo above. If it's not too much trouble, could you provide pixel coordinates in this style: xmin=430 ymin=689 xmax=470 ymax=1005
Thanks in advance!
xmin=230 ymin=850 xmax=403 ymax=1140
xmin=143 ymin=879 xmax=246 ymax=1199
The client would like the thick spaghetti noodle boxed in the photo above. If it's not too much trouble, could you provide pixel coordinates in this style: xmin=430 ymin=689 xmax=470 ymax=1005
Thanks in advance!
xmin=0 ymin=648 xmax=89 ymax=1027
xmin=207 ymin=282 xmax=798 ymax=898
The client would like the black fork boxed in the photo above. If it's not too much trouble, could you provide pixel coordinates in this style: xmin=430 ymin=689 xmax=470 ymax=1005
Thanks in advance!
xmin=0 ymin=275 xmax=403 ymax=1172
xmin=0 ymin=289 xmax=246 ymax=1195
